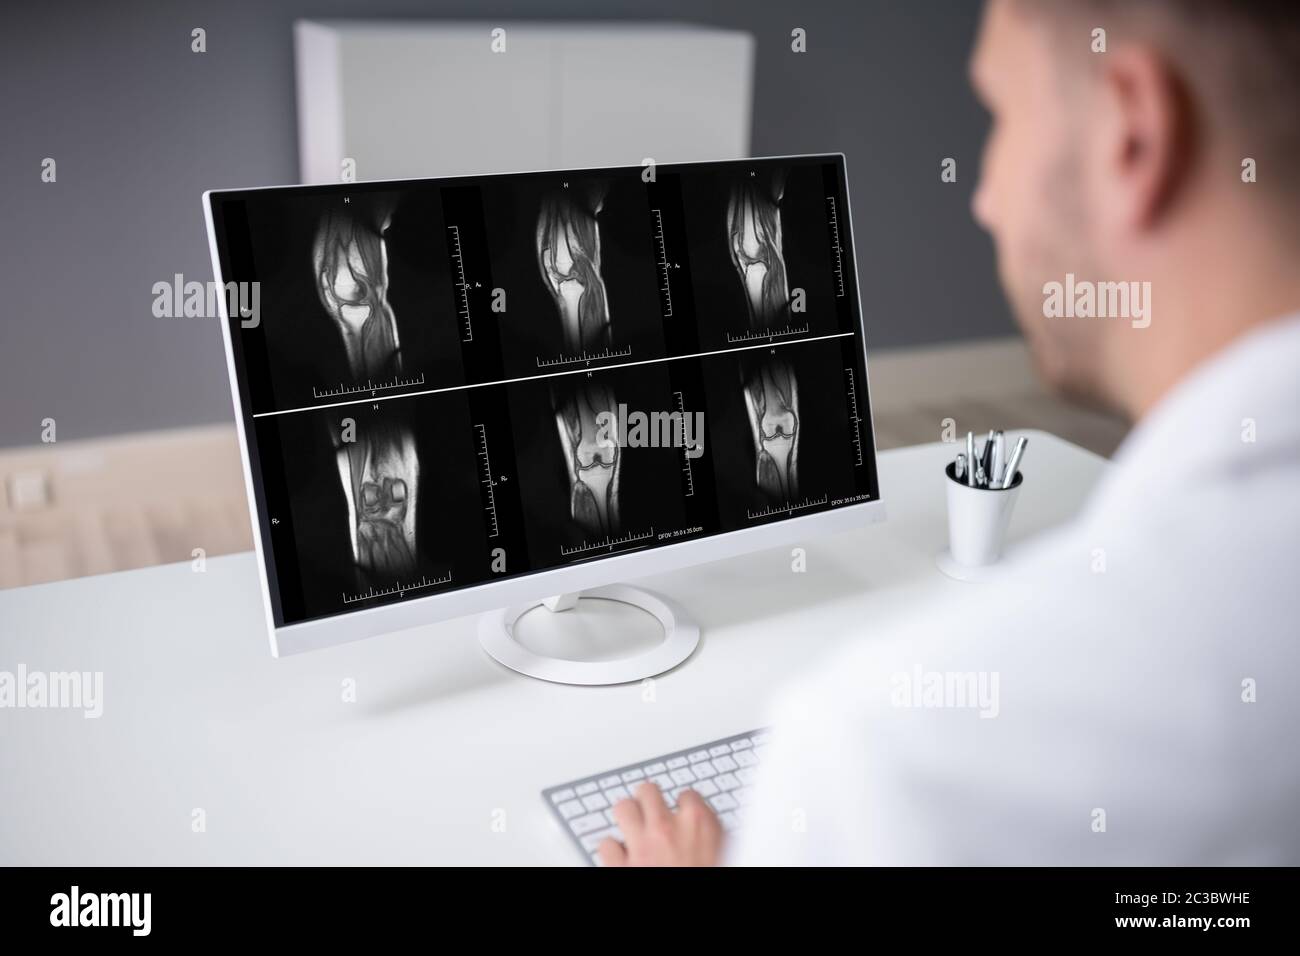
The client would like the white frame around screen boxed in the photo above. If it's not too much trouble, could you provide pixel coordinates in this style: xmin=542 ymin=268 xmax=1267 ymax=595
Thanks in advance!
xmin=203 ymin=153 xmax=885 ymax=658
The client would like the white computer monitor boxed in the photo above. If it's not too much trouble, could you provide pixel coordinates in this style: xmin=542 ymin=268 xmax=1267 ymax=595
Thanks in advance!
xmin=204 ymin=154 xmax=883 ymax=680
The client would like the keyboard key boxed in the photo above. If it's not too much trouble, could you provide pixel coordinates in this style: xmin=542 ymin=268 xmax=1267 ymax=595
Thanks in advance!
xmin=713 ymin=773 xmax=740 ymax=791
xmin=733 ymin=750 xmax=758 ymax=767
xmin=711 ymin=754 xmax=738 ymax=772
xmin=709 ymin=793 xmax=739 ymax=813
xmin=558 ymin=800 xmax=585 ymax=819
xmin=670 ymin=767 xmax=697 ymax=786
xmin=688 ymin=751 xmax=711 ymax=764
xmin=604 ymin=785 xmax=630 ymax=803
xmin=667 ymin=756 xmax=689 ymax=770
xmin=752 ymin=732 xmax=771 ymax=745
xmin=710 ymin=745 xmax=731 ymax=757
xmin=621 ymin=769 xmax=644 ymax=784
xmin=663 ymin=789 xmax=678 ymax=809
xmin=551 ymin=788 xmax=575 ymax=804
xmin=599 ymin=775 xmax=622 ymax=789
xmin=730 ymin=739 xmax=752 ymax=751
xmin=576 ymin=781 xmax=598 ymax=796
xmin=736 ymin=767 xmax=757 ymax=785
xmin=581 ymin=827 xmax=623 ymax=852
xmin=650 ymin=774 xmax=673 ymax=791
xmin=604 ymin=808 xmax=619 ymax=824
xmin=582 ymin=793 xmax=609 ymax=812
xmin=734 ymin=787 xmax=753 ymax=805
xmin=692 ymin=779 xmax=719 ymax=797
xmin=571 ymin=812 xmax=608 ymax=835
xmin=644 ymin=762 xmax=667 ymax=775
xmin=691 ymin=760 xmax=717 ymax=779
xmin=719 ymin=812 xmax=739 ymax=831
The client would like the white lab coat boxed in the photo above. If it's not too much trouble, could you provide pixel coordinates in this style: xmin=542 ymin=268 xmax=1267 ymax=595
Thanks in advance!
xmin=730 ymin=314 xmax=1300 ymax=865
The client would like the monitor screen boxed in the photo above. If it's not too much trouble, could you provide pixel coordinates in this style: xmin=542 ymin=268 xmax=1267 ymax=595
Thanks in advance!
xmin=207 ymin=155 xmax=879 ymax=627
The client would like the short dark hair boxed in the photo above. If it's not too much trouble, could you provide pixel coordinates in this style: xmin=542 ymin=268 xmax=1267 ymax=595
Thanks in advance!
xmin=1018 ymin=0 xmax=1300 ymax=189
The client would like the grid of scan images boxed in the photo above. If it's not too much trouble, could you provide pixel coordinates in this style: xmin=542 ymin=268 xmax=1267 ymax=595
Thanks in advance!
xmin=210 ymin=157 xmax=880 ymax=625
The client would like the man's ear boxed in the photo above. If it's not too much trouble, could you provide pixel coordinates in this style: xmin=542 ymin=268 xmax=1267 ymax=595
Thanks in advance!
xmin=1096 ymin=45 xmax=1191 ymax=233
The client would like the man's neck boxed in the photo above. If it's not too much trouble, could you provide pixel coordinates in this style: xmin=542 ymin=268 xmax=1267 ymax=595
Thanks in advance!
xmin=1115 ymin=249 xmax=1300 ymax=421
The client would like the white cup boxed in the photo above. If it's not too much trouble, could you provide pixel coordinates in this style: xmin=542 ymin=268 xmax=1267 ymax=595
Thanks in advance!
xmin=942 ymin=460 xmax=1023 ymax=569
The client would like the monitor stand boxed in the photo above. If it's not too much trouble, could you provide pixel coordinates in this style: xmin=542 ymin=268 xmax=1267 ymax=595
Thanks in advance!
xmin=476 ymin=584 xmax=699 ymax=686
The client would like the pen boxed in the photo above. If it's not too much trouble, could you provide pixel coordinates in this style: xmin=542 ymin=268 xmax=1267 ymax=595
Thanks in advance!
xmin=975 ymin=463 xmax=986 ymax=488
xmin=990 ymin=431 xmax=1006 ymax=489
xmin=966 ymin=432 xmax=976 ymax=487
xmin=980 ymin=429 xmax=995 ymax=478
xmin=955 ymin=453 xmax=966 ymax=481
xmin=1001 ymin=436 xmax=1028 ymax=489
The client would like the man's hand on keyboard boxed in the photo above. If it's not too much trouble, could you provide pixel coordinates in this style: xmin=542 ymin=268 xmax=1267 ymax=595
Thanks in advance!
xmin=597 ymin=782 xmax=724 ymax=867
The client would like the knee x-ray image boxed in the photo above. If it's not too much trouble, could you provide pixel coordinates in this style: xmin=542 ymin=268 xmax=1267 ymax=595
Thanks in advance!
xmin=332 ymin=417 xmax=420 ymax=580
xmin=727 ymin=171 xmax=790 ymax=329
xmin=537 ymin=185 xmax=612 ymax=354
xmin=313 ymin=207 xmax=402 ymax=381
xmin=553 ymin=382 xmax=621 ymax=537
xmin=742 ymin=358 xmax=800 ymax=501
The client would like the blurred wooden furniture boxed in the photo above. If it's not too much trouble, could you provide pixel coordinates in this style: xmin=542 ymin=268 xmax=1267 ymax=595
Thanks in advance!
xmin=0 ymin=425 xmax=252 ymax=590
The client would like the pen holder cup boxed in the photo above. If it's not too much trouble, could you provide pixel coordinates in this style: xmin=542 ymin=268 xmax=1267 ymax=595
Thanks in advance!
xmin=943 ymin=461 xmax=1023 ymax=569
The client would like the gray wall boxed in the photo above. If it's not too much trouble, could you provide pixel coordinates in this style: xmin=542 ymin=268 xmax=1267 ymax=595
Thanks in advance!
xmin=0 ymin=0 xmax=1008 ymax=448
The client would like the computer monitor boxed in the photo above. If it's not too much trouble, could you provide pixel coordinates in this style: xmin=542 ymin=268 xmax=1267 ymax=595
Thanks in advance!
xmin=204 ymin=154 xmax=883 ymax=680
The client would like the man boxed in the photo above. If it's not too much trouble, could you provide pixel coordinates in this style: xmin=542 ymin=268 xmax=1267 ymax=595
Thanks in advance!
xmin=600 ymin=0 xmax=1300 ymax=866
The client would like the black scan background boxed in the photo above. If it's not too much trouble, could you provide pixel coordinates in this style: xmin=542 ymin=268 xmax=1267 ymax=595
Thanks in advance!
xmin=269 ymin=395 xmax=490 ymax=621
xmin=680 ymin=164 xmax=844 ymax=350
xmin=481 ymin=174 xmax=668 ymax=378
xmin=701 ymin=338 xmax=862 ymax=529
xmin=507 ymin=363 xmax=689 ymax=569
xmin=241 ymin=190 xmax=466 ymax=413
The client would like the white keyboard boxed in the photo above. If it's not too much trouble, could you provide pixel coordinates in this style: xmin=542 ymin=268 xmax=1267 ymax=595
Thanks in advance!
xmin=543 ymin=728 xmax=770 ymax=865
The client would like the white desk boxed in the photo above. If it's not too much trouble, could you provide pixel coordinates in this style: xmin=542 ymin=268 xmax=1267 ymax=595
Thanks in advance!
xmin=0 ymin=431 xmax=1107 ymax=865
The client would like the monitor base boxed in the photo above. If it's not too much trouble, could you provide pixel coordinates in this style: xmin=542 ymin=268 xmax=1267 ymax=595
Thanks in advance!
xmin=476 ymin=584 xmax=699 ymax=686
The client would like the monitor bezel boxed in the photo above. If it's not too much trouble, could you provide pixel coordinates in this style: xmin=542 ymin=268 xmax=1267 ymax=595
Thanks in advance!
xmin=203 ymin=152 xmax=885 ymax=657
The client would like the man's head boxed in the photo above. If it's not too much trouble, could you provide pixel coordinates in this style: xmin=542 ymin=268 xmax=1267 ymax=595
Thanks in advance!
xmin=970 ymin=0 xmax=1300 ymax=419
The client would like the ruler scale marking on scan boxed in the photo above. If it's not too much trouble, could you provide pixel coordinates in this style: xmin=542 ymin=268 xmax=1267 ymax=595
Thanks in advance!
xmin=342 ymin=572 xmax=453 ymax=605
xmin=652 ymin=208 xmax=673 ymax=318
xmin=844 ymin=367 xmax=865 ymax=467
xmin=826 ymin=195 xmax=846 ymax=298
xmin=672 ymin=390 xmax=696 ymax=497
xmin=560 ymin=527 xmax=656 ymax=558
xmin=448 ymin=225 xmax=474 ymax=343
xmin=475 ymin=423 xmax=501 ymax=538
xmin=746 ymin=493 xmax=829 ymax=521
xmin=312 ymin=372 xmax=426 ymax=400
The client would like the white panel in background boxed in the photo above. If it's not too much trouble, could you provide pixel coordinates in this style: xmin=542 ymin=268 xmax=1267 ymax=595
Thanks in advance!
xmin=554 ymin=27 xmax=754 ymax=169
xmin=294 ymin=21 xmax=754 ymax=184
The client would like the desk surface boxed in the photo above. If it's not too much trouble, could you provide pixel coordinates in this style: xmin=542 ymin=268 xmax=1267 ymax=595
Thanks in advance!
xmin=0 ymin=431 xmax=1107 ymax=865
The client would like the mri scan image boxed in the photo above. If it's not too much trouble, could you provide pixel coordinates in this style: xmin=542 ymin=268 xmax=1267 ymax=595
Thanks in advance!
xmin=313 ymin=207 xmax=402 ymax=381
xmin=727 ymin=170 xmax=790 ymax=329
xmin=536 ymin=184 xmax=612 ymax=354
xmin=742 ymin=358 xmax=800 ymax=501
xmin=332 ymin=417 xmax=420 ymax=581
xmin=553 ymin=382 xmax=621 ymax=537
